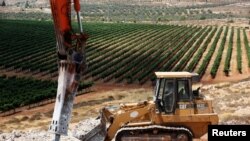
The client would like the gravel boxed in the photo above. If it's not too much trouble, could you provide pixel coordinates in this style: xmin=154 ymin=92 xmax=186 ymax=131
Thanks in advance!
xmin=0 ymin=118 xmax=103 ymax=141
xmin=72 ymin=118 xmax=106 ymax=141
xmin=0 ymin=129 xmax=80 ymax=141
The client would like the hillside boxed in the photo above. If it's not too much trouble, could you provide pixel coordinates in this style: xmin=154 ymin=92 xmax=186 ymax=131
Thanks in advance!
xmin=1 ymin=0 xmax=250 ymax=23
xmin=1 ymin=0 xmax=47 ymax=6
xmin=0 ymin=20 xmax=250 ymax=85
xmin=2 ymin=0 xmax=248 ymax=5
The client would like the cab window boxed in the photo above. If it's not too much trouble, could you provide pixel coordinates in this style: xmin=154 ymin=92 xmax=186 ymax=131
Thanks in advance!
xmin=177 ymin=80 xmax=190 ymax=101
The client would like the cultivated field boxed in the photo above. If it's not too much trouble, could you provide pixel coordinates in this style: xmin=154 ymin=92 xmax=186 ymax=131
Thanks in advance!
xmin=0 ymin=20 xmax=250 ymax=85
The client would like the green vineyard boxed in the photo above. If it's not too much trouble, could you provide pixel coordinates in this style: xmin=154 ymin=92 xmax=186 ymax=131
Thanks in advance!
xmin=0 ymin=75 xmax=56 ymax=112
xmin=0 ymin=20 xmax=250 ymax=85
xmin=0 ymin=74 xmax=93 ymax=112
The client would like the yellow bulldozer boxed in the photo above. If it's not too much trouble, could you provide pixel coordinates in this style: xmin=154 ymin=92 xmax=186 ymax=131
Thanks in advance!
xmin=80 ymin=72 xmax=219 ymax=141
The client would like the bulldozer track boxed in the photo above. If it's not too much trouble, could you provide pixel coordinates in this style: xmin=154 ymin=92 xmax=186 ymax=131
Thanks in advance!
xmin=115 ymin=125 xmax=193 ymax=141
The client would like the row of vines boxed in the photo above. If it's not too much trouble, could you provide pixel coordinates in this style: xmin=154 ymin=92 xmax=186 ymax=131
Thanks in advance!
xmin=0 ymin=20 xmax=250 ymax=85
xmin=0 ymin=75 xmax=93 ymax=113
xmin=0 ymin=75 xmax=56 ymax=112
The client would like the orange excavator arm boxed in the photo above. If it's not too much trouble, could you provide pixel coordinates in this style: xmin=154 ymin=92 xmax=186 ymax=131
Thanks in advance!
xmin=49 ymin=0 xmax=87 ymax=57
xmin=48 ymin=0 xmax=88 ymax=141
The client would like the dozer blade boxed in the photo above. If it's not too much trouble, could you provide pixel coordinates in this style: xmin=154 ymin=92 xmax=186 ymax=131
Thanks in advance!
xmin=76 ymin=115 xmax=107 ymax=141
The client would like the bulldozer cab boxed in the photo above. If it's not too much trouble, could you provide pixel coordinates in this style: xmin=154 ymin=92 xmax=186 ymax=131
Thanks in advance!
xmin=154 ymin=72 xmax=199 ymax=114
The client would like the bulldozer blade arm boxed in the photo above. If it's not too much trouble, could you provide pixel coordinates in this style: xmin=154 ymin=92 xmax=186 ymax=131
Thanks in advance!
xmin=76 ymin=115 xmax=107 ymax=141
xmin=80 ymin=122 xmax=106 ymax=141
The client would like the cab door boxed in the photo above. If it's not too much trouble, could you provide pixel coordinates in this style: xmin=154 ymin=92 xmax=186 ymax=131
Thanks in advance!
xmin=155 ymin=78 xmax=176 ymax=114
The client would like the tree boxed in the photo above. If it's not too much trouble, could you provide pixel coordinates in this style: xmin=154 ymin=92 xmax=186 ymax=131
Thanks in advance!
xmin=25 ymin=1 xmax=29 ymax=8
xmin=2 ymin=0 xmax=6 ymax=6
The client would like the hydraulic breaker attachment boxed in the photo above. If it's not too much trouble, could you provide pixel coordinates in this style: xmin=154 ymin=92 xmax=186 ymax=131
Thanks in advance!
xmin=48 ymin=0 xmax=87 ymax=141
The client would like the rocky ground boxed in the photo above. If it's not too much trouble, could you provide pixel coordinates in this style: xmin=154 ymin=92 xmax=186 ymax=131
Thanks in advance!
xmin=72 ymin=118 xmax=105 ymax=141
xmin=1 ymin=79 xmax=250 ymax=141
xmin=202 ymin=80 xmax=250 ymax=124
xmin=0 ymin=118 xmax=105 ymax=141
xmin=0 ymin=129 xmax=79 ymax=141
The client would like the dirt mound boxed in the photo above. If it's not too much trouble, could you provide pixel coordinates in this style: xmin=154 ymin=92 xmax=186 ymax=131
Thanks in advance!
xmin=202 ymin=81 xmax=250 ymax=124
